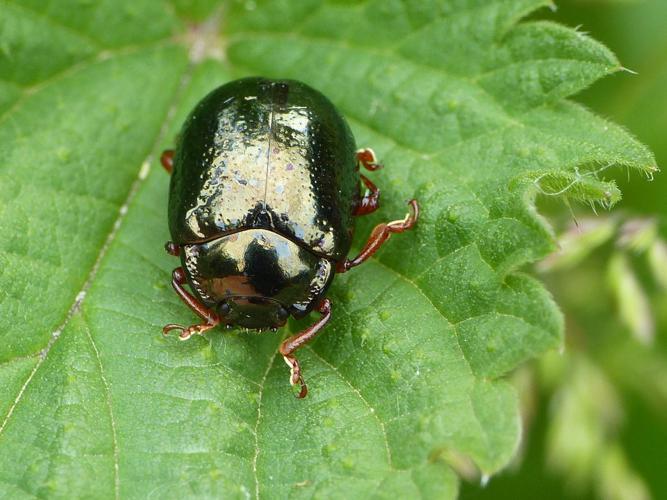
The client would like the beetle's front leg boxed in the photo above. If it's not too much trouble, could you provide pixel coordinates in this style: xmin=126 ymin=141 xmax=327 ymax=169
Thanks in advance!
xmin=160 ymin=149 xmax=175 ymax=174
xmin=338 ymin=199 xmax=419 ymax=273
xmin=279 ymin=299 xmax=332 ymax=398
xmin=164 ymin=241 xmax=180 ymax=256
xmin=163 ymin=267 xmax=220 ymax=340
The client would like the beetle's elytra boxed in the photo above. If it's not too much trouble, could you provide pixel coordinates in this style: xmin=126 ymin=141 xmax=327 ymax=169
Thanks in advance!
xmin=161 ymin=77 xmax=419 ymax=398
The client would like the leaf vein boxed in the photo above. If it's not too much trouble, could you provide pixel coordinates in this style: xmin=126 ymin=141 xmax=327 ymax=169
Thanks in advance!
xmin=0 ymin=42 xmax=197 ymax=444
xmin=308 ymin=347 xmax=394 ymax=469
xmin=252 ymin=350 xmax=278 ymax=500
xmin=81 ymin=314 xmax=120 ymax=500
xmin=0 ymin=0 xmax=103 ymax=49
xmin=0 ymin=40 xmax=175 ymax=127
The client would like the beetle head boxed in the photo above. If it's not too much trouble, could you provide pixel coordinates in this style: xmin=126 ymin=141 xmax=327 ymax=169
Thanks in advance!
xmin=183 ymin=229 xmax=334 ymax=330
xmin=217 ymin=297 xmax=289 ymax=330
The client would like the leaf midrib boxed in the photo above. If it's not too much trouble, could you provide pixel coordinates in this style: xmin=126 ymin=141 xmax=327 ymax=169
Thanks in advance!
xmin=0 ymin=40 xmax=197 ymax=440
xmin=0 ymin=3 xmax=652 ymax=495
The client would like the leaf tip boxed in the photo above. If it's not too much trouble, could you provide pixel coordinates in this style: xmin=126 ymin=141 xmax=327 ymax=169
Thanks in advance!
xmin=620 ymin=66 xmax=639 ymax=76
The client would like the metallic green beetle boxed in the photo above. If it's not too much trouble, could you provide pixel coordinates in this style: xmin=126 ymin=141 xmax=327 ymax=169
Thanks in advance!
xmin=161 ymin=77 xmax=419 ymax=398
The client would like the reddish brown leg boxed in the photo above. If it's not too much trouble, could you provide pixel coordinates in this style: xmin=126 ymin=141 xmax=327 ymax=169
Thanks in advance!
xmin=338 ymin=200 xmax=419 ymax=273
xmin=164 ymin=241 xmax=180 ymax=256
xmin=163 ymin=267 xmax=220 ymax=340
xmin=279 ymin=299 xmax=332 ymax=399
xmin=354 ymin=148 xmax=382 ymax=216
xmin=356 ymin=148 xmax=382 ymax=171
xmin=161 ymin=149 xmax=175 ymax=174
xmin=354 ymin=174 xmax=380 ymax=216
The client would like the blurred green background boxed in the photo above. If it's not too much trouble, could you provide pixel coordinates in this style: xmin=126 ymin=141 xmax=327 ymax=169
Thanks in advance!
xmin=462 ymin=1 xmax=667 ymax=498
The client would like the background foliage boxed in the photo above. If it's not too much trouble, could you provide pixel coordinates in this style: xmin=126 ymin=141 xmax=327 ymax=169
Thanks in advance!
xmin=463 ymin=0 xmax=667 ymax=498
xmin=0 ymin=0 xmax=660 ymax=498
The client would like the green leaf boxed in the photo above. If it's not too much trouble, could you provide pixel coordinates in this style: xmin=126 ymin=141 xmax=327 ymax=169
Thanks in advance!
xmin=551 ymin=0 xmax=667 ymax=215
xmin=0 ymin=0 xmax=655 ymax=498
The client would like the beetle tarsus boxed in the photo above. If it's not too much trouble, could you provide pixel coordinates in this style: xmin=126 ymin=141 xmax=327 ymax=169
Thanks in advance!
xmin=163 ymin=322 xmax=217 ymax=340
xmin=160 ymin=149 xmax=175 ymax=174
xmin=283 ymin=355 xmax=308 ymax=398
xmin=356 ymin=148 xmax=382 ymax=171
xmin=354 ymin=174 xmax=381 ymax=216
xmin=163 ymin=267 xmax=220 ymax=339
xmin=279 ymin=299 xmax=332 ymax=399
xmin=338 ymin=199 xmax=419 ymax=273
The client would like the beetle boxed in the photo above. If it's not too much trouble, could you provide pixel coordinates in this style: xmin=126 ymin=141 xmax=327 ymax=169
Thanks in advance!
xmin=161 ymin=77 xmax=419 ymax=398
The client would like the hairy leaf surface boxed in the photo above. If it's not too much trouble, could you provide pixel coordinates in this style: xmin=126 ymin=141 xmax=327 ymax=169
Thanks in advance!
xmin=0 ymin=0 xmax=655 ymax=498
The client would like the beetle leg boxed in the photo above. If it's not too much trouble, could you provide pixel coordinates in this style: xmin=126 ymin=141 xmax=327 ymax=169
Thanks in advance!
xmin=354 ymin=148 xmax=382 ymax=215
xmin=279 ymin=298 xmax=332 ymax=399
xmin=164 ymin=241 xmax=180 ymax=256
xmin=356 ymin=148 xmax=382 ymax=171
xmin=354 ymin=174 xmax=380 ymax=216
xmin=338 ymin=199 xmax=419 ymax=273
xmin=160 ymin=149 xmax=175 ymax=174
xmin=163 ymin=267 xmax=220 ymax=340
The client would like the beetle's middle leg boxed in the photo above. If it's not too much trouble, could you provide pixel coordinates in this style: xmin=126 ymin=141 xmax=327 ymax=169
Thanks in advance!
xmin=356 ymin=148 xmax=382 ymax=171
xmin=354 ymin=174 xmax=381 ymax=216
xmin=279 ymin=298 xmax=332 ymax=399
xmin=163 ymin=267 xmax=220 ymax=340
xmin=338 ymin=200 xmax=419 ymax=273
xmin=354 ymin=149 xmax=382 ymax=216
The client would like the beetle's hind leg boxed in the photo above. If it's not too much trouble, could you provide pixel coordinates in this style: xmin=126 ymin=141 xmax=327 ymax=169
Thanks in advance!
xmin=338 ymin=200 xmax=419 ymax=273
xmin=163 ymin=267 xmax=220 ymax=340
xmin=279 ymin=299 xmax=332 ymax=399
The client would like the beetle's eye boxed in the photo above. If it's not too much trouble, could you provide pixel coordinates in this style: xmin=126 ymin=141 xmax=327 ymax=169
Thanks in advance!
xmin=276 ymin=306 xmax=289 ymax=322
xmin=219 ymin=302 xmax=232 ymax=316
